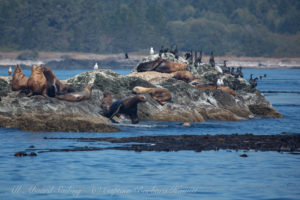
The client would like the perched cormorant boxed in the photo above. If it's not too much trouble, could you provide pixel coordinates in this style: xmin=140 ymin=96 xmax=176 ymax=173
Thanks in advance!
xmin=236 ymin=66 xmax=244 ymax=78
xmin=231 ymin=67 xmax=235 ymax=75
xmin=209 ymin=51 xmax=215 ymax=67
xmin=222 ymin=60 xmax=230 ymax=73
xmin=159 ymin=46 xmax=164 ymax=57
xmin=249 ymin=74 xmax=258 ymax=88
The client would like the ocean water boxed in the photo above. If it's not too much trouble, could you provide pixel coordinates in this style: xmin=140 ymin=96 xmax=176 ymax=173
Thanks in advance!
xmin=0 ymin=67 xmax=300 ymax=199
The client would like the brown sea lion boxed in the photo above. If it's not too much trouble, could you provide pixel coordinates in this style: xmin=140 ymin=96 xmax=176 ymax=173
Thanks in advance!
xmin=172 ymin=71 xmax=194 ymax=83
xmin=100 ymin=91 xmax=112 ymax=116
xmin=154 ymin=60 xmax=188 ymax=73
xmin=133 ymin=86 xmax=171 ymax=105
xmin=27 ymin=64 xmax=48 ymax=97
xmin=195 ymin=84 xmax=217 ymax=92
xmin=105 ymin=95 xmax=146 ymax=124
xmin=56 ymin=84 xmax=93 ymax=102
xmin=136 ymin=58 xmax=163 ymax=72
xmin=12 ymin=65 xmax=28 ymax=91
xmin=217 ymin=86 xmax=236 ymax=96
xmin=43 ymin=67 xmax=74 ymax=97
xmin=195 ymin=84 xmax=236 ymax=95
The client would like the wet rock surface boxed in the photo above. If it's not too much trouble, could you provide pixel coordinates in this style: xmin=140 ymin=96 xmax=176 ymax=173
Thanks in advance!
xmin=40 ymin=134 xmax=300 ymax=153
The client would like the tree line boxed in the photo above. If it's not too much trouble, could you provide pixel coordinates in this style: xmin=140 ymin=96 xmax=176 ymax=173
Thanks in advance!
xmin=0 ymin=0 xmax=299 ymax=57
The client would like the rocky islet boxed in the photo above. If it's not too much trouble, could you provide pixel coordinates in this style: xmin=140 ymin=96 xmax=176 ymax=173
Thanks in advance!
xmin=0 ymin=53 xmax=282 ymax=132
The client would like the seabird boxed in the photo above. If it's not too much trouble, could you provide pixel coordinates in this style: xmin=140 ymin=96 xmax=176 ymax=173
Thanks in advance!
xmin=150 ymin=47 xmax=154 ymax=55
xmin=215 ymin=65 xmax=223 ymax=73
xmin=94 ymin=62 xmax=99 ymax=70
xmin=217 ymin=77 xmax=224 ymax=86
xmin=8 ymin=66 xmax=12 ymax=76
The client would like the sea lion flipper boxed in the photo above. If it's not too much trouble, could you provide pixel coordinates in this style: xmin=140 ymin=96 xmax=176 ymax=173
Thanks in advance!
xmin=27 ymin=91 xmax=33 ymax=97
xmin=109 ymin=103 xmax=122 ymax=120
xmin=42 ymin=88 xmax=49 ymax=98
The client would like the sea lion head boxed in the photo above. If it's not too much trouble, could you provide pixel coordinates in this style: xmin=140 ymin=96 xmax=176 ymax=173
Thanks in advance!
xmin=43 ymin=67 xmax=55 ymax=78
xmin=32 ymin=64 xmax=44 ymax=73
xmin=103 ymin=91 xmax=111 ymax=97
xmin=14 ymin=65 xmax=22 ymax=73
xmin=136 ymin=94 xmax=147 ymax=102
xmin=132 ymin=86 xmax=144 ymax=94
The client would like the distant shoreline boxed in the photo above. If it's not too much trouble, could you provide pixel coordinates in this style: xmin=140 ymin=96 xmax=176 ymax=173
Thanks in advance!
xmin=0 ymin=51 xmax=300 ymax=69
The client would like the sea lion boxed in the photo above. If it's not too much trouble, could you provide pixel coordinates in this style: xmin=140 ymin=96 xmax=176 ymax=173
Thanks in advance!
xmin=56 ymin=84 xmax=93 ymax=102
xmin=196 ymin=84 xmax=217 ymax=92
xmin=217 ymin=86 xmax=237 ymax=95
xmin=105 ymin=95 xmax=146 ymax=124
xmin=195 ymin=84 xmax=236 ymax=95
xmin=100 ymin=91 xmax=112 ymax=116
xmin=27 ymin=64 xmax=48 ymax=97
xmin=172 ymin=71 xmax=194 ymax=83
xmin=136 ymin=58 xmax=163 ymax=72
xmin=133 ymin=86 xmax=172 ymax=105
xmin=154 ymin=60 xmax=188 ymax=73
xmin=43 ymin=67 xmax=74 ymax=97
xmin=12 ymin=65 xmax=28 ymax=91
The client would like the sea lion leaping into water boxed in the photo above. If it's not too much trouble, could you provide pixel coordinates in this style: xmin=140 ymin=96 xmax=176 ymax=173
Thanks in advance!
xmin=12 ymin=65 xmax=28 ymax=91
xmin=105 ymin=95 xmax=146 ymax=124
xmin=56 ymin=84 xmax=93 ymax=102
xmin=27 ymin=64 xmax=48 ymax=97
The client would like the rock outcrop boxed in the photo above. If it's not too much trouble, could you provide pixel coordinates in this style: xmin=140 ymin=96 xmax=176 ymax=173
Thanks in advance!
xmin=0 ymin=54 xmax=282 ymax=132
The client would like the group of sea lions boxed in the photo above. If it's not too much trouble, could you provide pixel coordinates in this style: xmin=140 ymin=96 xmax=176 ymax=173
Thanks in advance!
xmin=11 ymin=64 xmax=91 ymax=101
xmin=11 ymin=64 xmax=148 ymax=124
xmin=137 ymin=49 xmax=238 ymax=97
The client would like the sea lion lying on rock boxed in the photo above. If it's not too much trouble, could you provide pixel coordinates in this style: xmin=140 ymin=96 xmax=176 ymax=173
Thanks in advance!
xmin=195 ymin=84 xmax=236 ymax=95
xmin=136 ymin=58 xmax=163 ymax=72
xmin=154 ymin=60 xmax=188 ymax=73
xmin=172 ymin=71 xmax=194 ymax=83
xmin=133 ymin=86 xmax=171 ymax=105
xmin=43 ymin=67 xmax=75 ymax=97
xmin=136 ymin=58 xmax=188 ymax=73
xmin=12 ymin=65 xmax=28 ymax=91
xmin=27 ymin=64 xmax=48 ymax=97
xmin=105 ymin=95 xmax=146 ymax=124
xmin=56 ymin=84 xmax=93 ymax=102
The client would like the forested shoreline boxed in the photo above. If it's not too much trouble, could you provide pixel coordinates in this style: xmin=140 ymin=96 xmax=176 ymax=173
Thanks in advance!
xmin=0 ymin=0 xmax=299 ymax=57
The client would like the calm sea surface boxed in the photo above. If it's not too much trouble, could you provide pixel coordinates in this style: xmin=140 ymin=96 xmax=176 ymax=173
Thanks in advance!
xmin=0 ymin=67 xmax=300 ymax=199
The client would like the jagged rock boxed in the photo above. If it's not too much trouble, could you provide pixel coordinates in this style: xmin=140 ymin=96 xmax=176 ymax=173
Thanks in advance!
xmin=0 ymin=61 xmax=282 ymax=131
xmin=0 ymin=76 xmax=10 ymax=97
